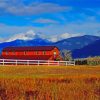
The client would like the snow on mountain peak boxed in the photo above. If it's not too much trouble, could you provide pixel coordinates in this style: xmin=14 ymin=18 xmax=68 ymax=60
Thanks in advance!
xmin=1 ymin=30 xmax=82 ymax=43
xmin=25 ymin=30 xmax=36 ymax=36
xmin=6 ymin=30 xmax=40 ymax=42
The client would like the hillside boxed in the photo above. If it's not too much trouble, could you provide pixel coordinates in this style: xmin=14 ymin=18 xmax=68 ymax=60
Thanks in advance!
xmin=54 ymin=35 xmax=100 ymax=50
xmin=72 ymin=39 xmax=100 ymax=58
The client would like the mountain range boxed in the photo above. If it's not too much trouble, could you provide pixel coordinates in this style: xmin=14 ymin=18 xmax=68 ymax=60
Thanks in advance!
xmin=72 ymin=39 xmax=100 ymax=58
xmin=0 ymin=35 xmax=100 ymax=58
xmin=53 ymin=35 xmax=100 ymax=50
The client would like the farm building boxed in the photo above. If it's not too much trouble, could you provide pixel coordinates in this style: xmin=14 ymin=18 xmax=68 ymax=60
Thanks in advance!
xmin=1 ymin=46 xmax=62 ymax=60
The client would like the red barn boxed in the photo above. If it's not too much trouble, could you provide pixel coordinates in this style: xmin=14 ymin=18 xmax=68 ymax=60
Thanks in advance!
xmin=1 ymin=46 xmax=62 ymax=60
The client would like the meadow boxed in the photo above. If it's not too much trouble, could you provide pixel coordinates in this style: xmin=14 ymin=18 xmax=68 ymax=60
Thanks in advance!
xmin=0 ymin=65 xmax=100 ymax=100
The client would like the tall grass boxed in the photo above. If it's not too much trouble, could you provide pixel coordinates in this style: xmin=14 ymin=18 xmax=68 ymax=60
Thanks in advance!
xmin=0 ymin=77 xmax=99 ymax=100
xmin=0 ymin=65 xmax=99 ymax=100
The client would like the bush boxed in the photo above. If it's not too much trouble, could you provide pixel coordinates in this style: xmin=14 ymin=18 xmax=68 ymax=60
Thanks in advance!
xmin=87 ymin=56 xmax=100 ymax=66
xmin=75 ymin=60 xmax=87 ymax=65
xmin=75 ymin=56 xmax=100 ymax=65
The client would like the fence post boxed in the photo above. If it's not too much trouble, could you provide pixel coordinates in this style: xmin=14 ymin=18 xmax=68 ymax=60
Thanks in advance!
xmin=58 ymin=61 xmax=60 ymax=66
xmin=74 ymin=61 xmax=75 ymax=66
xmin=27 ymin=60 xmax=29 ymax=66
xmin=38 ymin=61 xmax=39 ymax=66
xmin=16 ymin=60 xmax=17 ymax=66
xmin=48 ymin=60 xmax=49 ymax=66
xmin=3 ymin=59 xmax=4 ymax=66
xmin=66 ymin=61 xmax=67 ymax=66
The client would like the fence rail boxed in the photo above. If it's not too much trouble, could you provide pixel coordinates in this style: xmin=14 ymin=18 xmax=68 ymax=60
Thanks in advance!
xmin=0 ymin=59 xmax=75 ymax=66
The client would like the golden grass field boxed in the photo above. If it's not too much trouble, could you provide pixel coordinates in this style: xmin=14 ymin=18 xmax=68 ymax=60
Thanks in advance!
xmin=0 ymin=65 xmax=100 ymax=100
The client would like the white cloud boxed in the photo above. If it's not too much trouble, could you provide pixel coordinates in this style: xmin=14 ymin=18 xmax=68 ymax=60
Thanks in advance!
xmin=60 ymin=33 xmax=80 ymax=39
xmin=0 ymin=1 xmax=69 ymax=16
xmin=49 ymin=37 xmax=58 ymax=42
xmin=1 ymin=19 xmax=100 ymax=43
xmin=48 ymin=33 xmax=81 ymax=42
xmin=34 ymin=18 xmax=59 ymax=24
xmin=0 ymin=37 xmax=5 ymax=43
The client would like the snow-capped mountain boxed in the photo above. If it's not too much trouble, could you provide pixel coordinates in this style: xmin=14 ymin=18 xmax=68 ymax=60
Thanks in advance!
xmin=6 ymin=30 xmax=46 ymax=42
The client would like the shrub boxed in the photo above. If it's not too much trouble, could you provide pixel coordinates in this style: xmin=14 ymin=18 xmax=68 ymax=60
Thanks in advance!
xmin=75 ymin=56 xmax=100 ymax=65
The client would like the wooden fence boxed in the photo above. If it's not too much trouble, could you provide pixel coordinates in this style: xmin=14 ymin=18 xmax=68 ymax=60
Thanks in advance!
xmin=0 ymin=59 xmax=75 ymax=66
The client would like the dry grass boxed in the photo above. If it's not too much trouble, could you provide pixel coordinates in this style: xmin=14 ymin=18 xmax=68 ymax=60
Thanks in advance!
xmin=0 ymin=65 xmax=100 ymax=100
xmin=0 ymin=65 xmax=100 ymax=78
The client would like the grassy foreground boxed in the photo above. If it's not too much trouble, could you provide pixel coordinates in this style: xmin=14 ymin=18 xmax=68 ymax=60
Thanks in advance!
xmin=0 ymin=65 xmax=100 ymax=100
xmin=0 ymin=65 xmax=100 ymax=78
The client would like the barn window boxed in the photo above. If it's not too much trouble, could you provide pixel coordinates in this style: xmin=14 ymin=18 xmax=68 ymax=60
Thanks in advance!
xmin=43 ymin=51 xmax=46 ymax=55
xmin=6 ymin=52 xmax=8 ymax=55
xmin=12 ymin=51 xmax=15 ymax=55
xmin=54 ymin=52 xmax=56 ymax=55
xmin=24 ymin=51 xmax=27 ymax=55
xmin=36 ymin=51 xmax=38 ymax=55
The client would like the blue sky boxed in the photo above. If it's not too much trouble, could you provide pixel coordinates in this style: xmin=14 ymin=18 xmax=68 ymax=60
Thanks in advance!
xmin=0 ymin=0 xmax=100 ymax=42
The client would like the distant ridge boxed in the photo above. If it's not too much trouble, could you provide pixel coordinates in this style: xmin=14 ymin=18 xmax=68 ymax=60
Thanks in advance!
xmin=54 ymin=35 xmax=100 ymax=50
xmin=72 ymin=39 xmax=100 ymax=58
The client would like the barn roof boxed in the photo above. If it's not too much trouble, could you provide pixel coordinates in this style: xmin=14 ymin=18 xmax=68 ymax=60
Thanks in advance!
xmin=3 ymin=46 xmax=58 ymax=51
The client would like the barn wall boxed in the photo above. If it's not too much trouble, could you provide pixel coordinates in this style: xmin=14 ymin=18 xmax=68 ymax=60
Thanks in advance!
xmin=2 ymin=51 xmax=53 ymax=56
xmin=1 ymin=47 xmax=62 ymax=60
